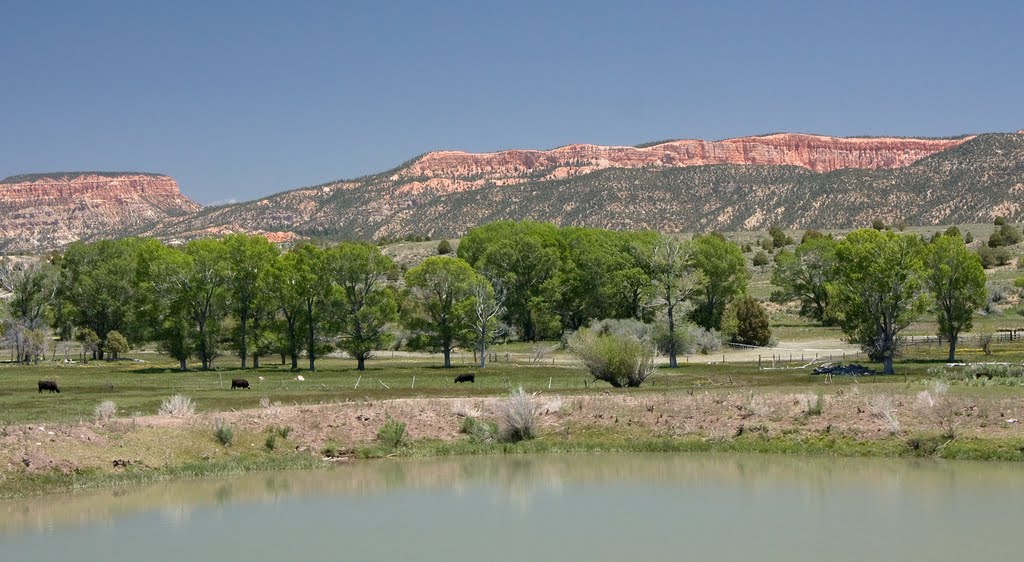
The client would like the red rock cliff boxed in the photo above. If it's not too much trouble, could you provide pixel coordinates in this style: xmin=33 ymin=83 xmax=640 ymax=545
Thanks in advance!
xmin=0 ymin=172 xmax=201 ymax=252
xmin=389 ymin=133 xmax=971 ymax=196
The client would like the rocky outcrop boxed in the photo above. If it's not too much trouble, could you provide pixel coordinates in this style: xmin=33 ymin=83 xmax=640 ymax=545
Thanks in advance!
xmin=146 ymin=132 xmax=1019 ymax=245
xmin=2 ymin=132 xmax=1012 ymax=252
xmin=390 ymin=134 xmax=971 ymax=197
xmin=0 ymin=172 xmax=200 ymax=252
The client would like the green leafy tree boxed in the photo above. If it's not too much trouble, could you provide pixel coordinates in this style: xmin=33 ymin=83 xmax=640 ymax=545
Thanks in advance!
xmin=925 ymin=235 xmax=987 ymax=362
xmin=404 ymin=256 xmax=482 ymax=367
xmin=163 ymin=240 xmax=230 ymax=370
xmin=690 ymin=234 xmax=748 ymax=330
xmin=436 ymin=239 xmax=453 ymax=255
xmin=223 ymin=234 xmax=280 ymax=368
xmin=721 ymin=296 xmax=772 ymax=346
xmin=458 ymin=221 xmax=565 ymax=340
xmin=327 ymin=243 xmax=398 ymax=371
xmin=56 ymin=239 xmax=156 ymax=359
xmin=268 ymin=251 xmax=308 ymax=369
xmin=104 ymin=330 xmax=129 ymax=360
xmin=647 ymin=237 xmax=700 ymax=367
xmin=289 ymin=244 xmax=334 ymax=371
xmin=770 ymin=235 xmax=838 ymax=323
xmin=828 ymin=229 xmax=930 ymax=374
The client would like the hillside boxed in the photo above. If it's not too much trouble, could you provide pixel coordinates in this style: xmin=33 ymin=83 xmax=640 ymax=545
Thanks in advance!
xmin=3 ymin=131 xmax=1023 ymax=252
xmin=0 ymin=173 xmax=200 ymax=253
xmin=144 ymin=132 xmax=1022 ymax=243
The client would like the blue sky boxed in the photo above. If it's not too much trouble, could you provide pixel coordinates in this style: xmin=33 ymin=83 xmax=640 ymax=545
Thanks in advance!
xmin=2 ymin=0 xmax=1021 ymax=203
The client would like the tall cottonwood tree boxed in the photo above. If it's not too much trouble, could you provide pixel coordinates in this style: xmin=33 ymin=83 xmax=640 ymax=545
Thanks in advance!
xmin=328 ymin=243 xmax=398 ymax=371
xmin=829 ymin=229 xmax=930 ymax=374
xmin=925 ymin=234 xmax=987 ymax=362
xmin=223 ymin=234 xmax=279 ymax=368
xmin=404 ymin=256 xmax=482 ymax=368
xmin=690 ymin=233 xmax=748 ymax=330
xmin=771 ymin=235 xmax=837 ymax=323
xmin=647 ymin=237 xmax=700 ymax=368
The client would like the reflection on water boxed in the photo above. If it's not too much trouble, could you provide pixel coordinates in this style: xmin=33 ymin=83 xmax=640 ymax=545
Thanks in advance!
xmin=3 ymin=453 xmax=1024 ymax=561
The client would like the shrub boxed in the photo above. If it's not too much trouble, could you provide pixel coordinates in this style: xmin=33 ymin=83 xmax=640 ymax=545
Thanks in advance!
xmin=805 ymin=394 xmax=823 ymax=416
xmin=868 ymin=395 xmax=901 ymax=434
xmin=321 ymin=442 xmax=342 ymax=458
xmin=159 ymin=394 xmax=195 ymax=417
xmin=214 ymin=417 xmax=234 ymax=446
xmin=499 ymin=387 xmax=538 ymax=442
xmin=752 ymin=251 xmax=770 ymax=267
xmin=994 ymin=216 xmax=1007 ymax=226
xmin=988 ymin=224 xmax=1023 ymax=248
xmin=459 ymin=416 xmax=498 ymax=444
xmin=1014 ymin=277 xmax=1024 ymax=289
xmin=104 ymin=330 xmax=129 ymax=359
xmin=377 ymin=417 xmax=407 ymax=450
xmin=964 ymin=231 xmax=974 ymax=244
xmin=276 ymin=425 xmax=292 ymax=438
xmin=94 ymin=400 xmax=117 ymax=422
xmin=654 ymin=322 xmax=697 ymax=357
xmin=768 ymin=226 xmax=793 ymax=248
xmin=721 ymin=296 xmax=772 ymax=347
xmin=568 ymin=327 xmax=657 ymax=387
xmin=872 ymin=219 xmax=886 ymax=230
xmin=436 ymin=239 xmax=453 ymax=255
xmin=264 ymin=433 xmax=277 ymax=451
xmin=978 ymin=332 xmax=995 ymax=355
xmin=692 ymin=327 xmax=722 ymax=354
xmin=943 ymin=225 xmax=962 ymax=239
xmin=978 ymin=245 xmax=1012 ymax=268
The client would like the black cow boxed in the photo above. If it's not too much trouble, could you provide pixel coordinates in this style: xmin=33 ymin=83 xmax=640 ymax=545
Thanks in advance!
xmin=38 ymin=380 xmax=60 ymax=393
xmin=231 ymin=378 xmax=251 ymax=389
xmin=454 ymin=373 xmax=475 ymax=383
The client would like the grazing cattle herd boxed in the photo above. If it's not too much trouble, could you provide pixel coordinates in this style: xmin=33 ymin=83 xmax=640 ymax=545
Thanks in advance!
xmin=33 ymin=374 xmax=482 ymax=395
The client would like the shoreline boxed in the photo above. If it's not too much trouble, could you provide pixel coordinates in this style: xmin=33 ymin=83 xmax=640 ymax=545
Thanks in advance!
xmin=3 ymin=389 xmax=1024 ymax=499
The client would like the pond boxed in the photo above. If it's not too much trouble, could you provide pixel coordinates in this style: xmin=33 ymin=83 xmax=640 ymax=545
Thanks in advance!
xmin=3 ymin=453 xmax=1023 ymax=561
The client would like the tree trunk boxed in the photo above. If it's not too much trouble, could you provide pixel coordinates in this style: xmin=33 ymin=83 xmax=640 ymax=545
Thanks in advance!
xmin=307 ymin=304 xmax=316 ymax=371
xmin=948 ymin=336 xmax=958 ymax=363
xmin=179 ymin=358 xmax=187 ymax=371
xmin=667 ymin=300 xmax=678 ymax=369
xmin=357 ymin=355 xmax=366 ymax=371
xmin=443 ymin=348 xmax=452 ymax=368
xmin=253 ymin=354 xmax=260 ymax=368
xmin=883 ymin=356 xmax=894 ymax=375
xmin=479 ymin=338 xmax=486 ymax=369
xmin=240 ymin=313 xmax=248 ymax=369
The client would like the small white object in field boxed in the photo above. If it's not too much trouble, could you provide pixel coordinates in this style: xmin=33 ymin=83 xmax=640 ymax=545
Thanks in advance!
xmin=258 ymin=376 xmax=265 ymax=381
xmin=295 ymin=375 xmax=305 ymax=381
xmin=1007 ymin=418 xmax=1018 ymax=423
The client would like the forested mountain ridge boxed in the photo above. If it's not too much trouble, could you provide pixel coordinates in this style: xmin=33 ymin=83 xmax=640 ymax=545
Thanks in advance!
xmin=4 ymin=131 xmax=1023 ymax=252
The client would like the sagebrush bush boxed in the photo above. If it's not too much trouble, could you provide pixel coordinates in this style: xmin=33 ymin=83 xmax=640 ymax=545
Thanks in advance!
xmin=500 ymin=387 xmax=539 ymax=442
xmin=265 ymin=433 xmax=277 ymax=451
xmin=805 ymin=394 xmax=823 ymax=416
xmin=214 ymin=417 xmax=234 ymax=446
xmin=377 ymin=417 xmax=407 ymax=450
xmin=691 ymin=327 xmax=722 ymax=354
xmin=159 ymin=394 xmax=195 ymax=417
xmin=94 ymin=400 xmax=117 ymax=422
xmin=568 ymin=327 xmax=657 ymax=387
xmin=460 ymin=416 xmax=498 ymax=444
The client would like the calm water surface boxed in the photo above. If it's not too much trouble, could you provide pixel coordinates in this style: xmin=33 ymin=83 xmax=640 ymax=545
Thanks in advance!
xmin=3 ymin=453 xmax=1024 ymax=561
